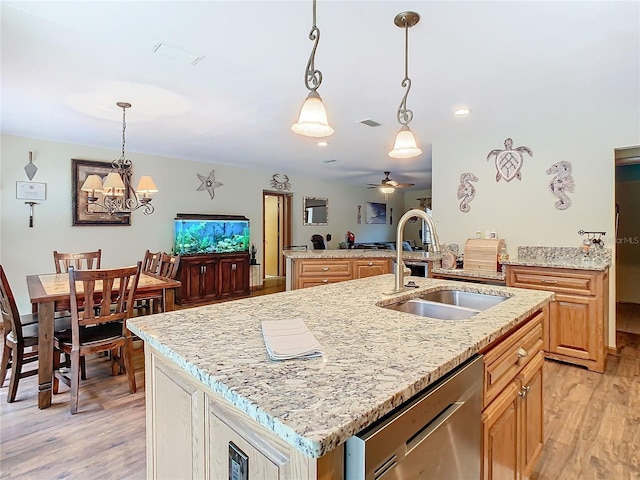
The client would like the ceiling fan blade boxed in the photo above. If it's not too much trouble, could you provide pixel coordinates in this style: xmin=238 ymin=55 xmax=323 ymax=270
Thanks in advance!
xmin=394 ymin=182 xmax=416 ymax=188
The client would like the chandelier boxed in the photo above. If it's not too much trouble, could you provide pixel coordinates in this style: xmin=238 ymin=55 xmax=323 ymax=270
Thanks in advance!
xmin=389 ymin=11 xmax=422 ymax=159
xmin=291 ymin=0 xmax=334 ymax=138
xmin=80 ymin=102 xmax=158 ymax=216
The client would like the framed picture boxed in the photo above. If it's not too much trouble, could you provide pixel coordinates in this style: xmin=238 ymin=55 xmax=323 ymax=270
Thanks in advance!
xmin=365 ymin=202 xmax=387 ymax=224
xmin=72 ymin=159 xmax=130 ymax=226
xmin=16 ymin=181 xmax=46 ymax=200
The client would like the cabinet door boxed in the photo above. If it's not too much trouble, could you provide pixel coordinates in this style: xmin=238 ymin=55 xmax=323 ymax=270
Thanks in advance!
xmin=354 ymin=260 xmax=390 ymax=279
xmin=201 ymin=260 xmax=218 ymax=299
xmin=549 ymin=293 xmax=598 ymax=361
xmin=518 ymin=353 xmax=544 ymax=479
xmin=184 ymin=261 xmax=206 ymax=302
xmin=219 ymin=257 xmax=249 ymax=298
xmin=482 ymin=381 xmax=520 ymax=480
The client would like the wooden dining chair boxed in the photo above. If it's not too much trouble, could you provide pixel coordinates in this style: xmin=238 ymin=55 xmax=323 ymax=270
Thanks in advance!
xmin=53 ymin=249 xmax=102 ymax=274
xmin=142 ymin=250 xmax=162 ymax=275
xmin=53 ymin=262 xmax=141 ymax=414
xmin=0 ymin=265 xmax=70 ymax=403
xmin=158 ymin=253 xmax=181 ymax=280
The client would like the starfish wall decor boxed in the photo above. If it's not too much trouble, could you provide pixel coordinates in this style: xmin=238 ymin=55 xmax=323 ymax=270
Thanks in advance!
xmin=197 ymin=170 xmax=223 ymax=199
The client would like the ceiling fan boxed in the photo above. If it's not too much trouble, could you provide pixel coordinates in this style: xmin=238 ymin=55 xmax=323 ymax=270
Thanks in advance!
xmin=366 ymin=172 xmax=415 ymax=192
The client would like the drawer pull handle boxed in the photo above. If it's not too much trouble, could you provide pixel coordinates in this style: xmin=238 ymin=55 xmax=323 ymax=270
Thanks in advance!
xmin=540 ymin=279 xmax=559 ymax=284
xmin=519 ymin=385 xmax=531 ymax=398
xmin=322 ymin=267 xmax=329 ymax=271
xmin=368 ymin=262 xmax=373 ymax=266
xmin=517 ymin=347 xmax=529 ymax=366
xmin=322 ymin=279 xmax=328 ymax=283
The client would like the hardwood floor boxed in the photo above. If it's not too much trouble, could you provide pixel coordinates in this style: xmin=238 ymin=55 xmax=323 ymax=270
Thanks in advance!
xmin=2 ymin=311 xmax=639 ymax=478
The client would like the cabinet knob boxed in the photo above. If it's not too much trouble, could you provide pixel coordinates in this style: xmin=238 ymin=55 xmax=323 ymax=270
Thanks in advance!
xmin=322 ymin=267 xmax=329 ymax=271
xmin=232 ymin=263 xmax=237 ymax=271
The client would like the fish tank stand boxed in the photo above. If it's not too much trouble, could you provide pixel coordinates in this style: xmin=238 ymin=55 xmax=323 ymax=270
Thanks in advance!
xmin=174 ymin=214 xmax=251 ymax=306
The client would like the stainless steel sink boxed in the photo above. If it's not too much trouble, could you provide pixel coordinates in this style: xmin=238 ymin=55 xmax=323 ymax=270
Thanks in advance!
xmin=381 ymin=290 xmax=508 ymax=320
xmin=383 ymin=298 xmax=479 ymax=320
xmin=419 ymin=290 xmax=508 ymax=310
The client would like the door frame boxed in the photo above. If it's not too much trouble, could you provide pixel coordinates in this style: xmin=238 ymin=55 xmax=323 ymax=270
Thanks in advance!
xmin=262 ymin=191 xmax=292 ymax=278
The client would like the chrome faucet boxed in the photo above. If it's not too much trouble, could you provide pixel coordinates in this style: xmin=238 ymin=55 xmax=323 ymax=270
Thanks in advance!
xmin=393 ymin=208 xmax=441 ymax=292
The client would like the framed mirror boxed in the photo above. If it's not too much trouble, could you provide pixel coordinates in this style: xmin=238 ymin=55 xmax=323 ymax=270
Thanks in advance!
xmin=303 ymin=197 xmax=328 ymax=226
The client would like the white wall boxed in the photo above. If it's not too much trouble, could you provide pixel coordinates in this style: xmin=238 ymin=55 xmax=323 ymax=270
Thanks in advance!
xmin=1 ymin=134 xmax=406 ymax=311
xmin=430 ymin=103 xmax=640 ymax=348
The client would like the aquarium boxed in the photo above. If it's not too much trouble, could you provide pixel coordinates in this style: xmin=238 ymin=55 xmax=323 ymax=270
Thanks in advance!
xmin=174 ymin=214 xmax=250 ymax=255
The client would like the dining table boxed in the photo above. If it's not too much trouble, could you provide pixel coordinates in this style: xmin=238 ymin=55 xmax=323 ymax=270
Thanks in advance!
xmin=26 ymin=271 xmax=181 ymax=409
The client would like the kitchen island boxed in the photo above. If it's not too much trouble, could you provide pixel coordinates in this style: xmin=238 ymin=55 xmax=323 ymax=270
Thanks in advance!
xmin=128 ymin=274 xmax=553 ymax=479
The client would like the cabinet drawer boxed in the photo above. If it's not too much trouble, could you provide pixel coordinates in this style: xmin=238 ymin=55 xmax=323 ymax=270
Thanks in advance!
xmin=507 ymin=266 xmax=597 ymax=296
xmin=483 ymin=311 xmax=544 ymax=407
xmin=297 ymin=260 xmax=353 ymax=278
xmin=297 ymin=278 xmax=349 ymax=289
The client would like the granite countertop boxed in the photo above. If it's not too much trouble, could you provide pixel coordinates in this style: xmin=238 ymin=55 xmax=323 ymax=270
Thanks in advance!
xmin=501 ymin=246 xmax=612 ymax=271
xmin=431 ymin=267 xmax=507 ymax=281
xmin=128 ymin=274 xmax=553 ymax=459
xmin=283 ymin=248 xmax=439 ymax=262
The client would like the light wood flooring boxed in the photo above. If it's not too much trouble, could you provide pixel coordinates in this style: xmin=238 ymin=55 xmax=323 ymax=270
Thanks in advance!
xmin=2 ymin=317 xmax=640 ymax=478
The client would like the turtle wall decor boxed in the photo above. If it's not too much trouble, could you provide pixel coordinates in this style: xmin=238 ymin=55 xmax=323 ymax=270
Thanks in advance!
xmin=547 ymin=161 xmax=574 ymax=210
xmin=457 ymin=172 xmax=478 ymax=213
xmin=487 ymin=138 xmax=533 ymax=182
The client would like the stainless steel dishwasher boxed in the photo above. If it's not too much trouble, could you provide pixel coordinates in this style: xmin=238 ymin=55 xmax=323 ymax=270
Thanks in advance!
xmin=346 ymin=355 xmax=483 ymax=480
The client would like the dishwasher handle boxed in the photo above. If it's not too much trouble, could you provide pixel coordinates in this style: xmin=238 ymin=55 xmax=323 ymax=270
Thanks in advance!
xmin=405 ymin=401 xmax=464 ymax=454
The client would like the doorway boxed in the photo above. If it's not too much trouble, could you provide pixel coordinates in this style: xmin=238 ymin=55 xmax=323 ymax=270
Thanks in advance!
xmin=615 ymin=146 xmax=640 ymax=341
xmin=263 ymin=192 xmax=292 ymax=285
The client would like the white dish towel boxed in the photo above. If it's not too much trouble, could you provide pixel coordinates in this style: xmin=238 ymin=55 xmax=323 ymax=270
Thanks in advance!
xmin=261 ymin=318 xmax=323 ymax=360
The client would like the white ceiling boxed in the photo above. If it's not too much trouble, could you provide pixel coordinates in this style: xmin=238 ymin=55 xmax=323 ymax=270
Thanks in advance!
xmin=2 ymin=1 xmax=639 ymax=191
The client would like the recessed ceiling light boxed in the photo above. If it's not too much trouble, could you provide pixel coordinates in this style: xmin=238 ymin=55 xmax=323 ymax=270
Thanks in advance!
xmin=317 ymin=141 xmax=329 ymax=147
xmin=454 ymin=107 xmax=471 ymax=116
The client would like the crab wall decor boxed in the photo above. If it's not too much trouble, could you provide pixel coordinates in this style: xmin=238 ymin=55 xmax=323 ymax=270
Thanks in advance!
xmin=547 ymin=161 xmax=574 ymax=210
xmin=457 ymin=172 xmax=478 ymax=213
xmin=269 ymin=174 xmax=291 ymax=191
xmin=487 ymin=137 xmax=533 ymax=182
xmin=197 ymin=170 xmax=223 ymax=199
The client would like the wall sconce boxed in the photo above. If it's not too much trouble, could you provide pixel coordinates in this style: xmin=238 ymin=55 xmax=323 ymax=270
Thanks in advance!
xmin=389 ymin=11 xmax=422 ymax=159
xmin=81 ymin=102 xmax=158 ymax=215
xmin=291 ymin=0 xmax=334 ymax=138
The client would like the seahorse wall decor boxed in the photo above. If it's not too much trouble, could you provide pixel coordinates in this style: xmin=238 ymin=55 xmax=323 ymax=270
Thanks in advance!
xmin=457 ymin=172 xmax=478 ymax=213
xmin=487 ymin=138 xmax=533 ymax=182
xmin=547 ymin=161 xmax=574 ymax=210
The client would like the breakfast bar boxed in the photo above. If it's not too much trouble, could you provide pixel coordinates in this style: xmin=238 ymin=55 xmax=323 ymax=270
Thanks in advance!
xmin=129 ymin=273 xmax=553 ymax=479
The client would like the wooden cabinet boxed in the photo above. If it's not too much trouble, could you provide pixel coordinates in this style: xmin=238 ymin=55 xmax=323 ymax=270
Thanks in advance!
xmin=218 ymin=256 xmax=250 ymax=299
xmin=506 ymin=265 xmax=609 ymax=373
xmin=354 ymin=259 xmax=391 ymax=279
xmin=481 ymin=310 xmax=545 ymax=480
xmin=145 ymin=347 xmax=343 ymax=480
xmin=292 ymin=258 xmax=391 ymax=290
xmin=177 ymin=253 xmax=250 ymax=306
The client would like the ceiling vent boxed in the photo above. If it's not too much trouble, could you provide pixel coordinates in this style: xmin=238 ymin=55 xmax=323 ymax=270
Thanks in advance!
xmin=359 ymin=119 xmax=381 ymax=127
xmin=153 ymin=43 xmax=205 ymax=66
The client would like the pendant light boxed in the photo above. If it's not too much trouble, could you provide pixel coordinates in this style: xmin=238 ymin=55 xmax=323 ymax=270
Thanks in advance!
xmin=291 ymin=0 xmax=334 ymax=138
xmin=389 ymin=11 xmax=422 ymax=159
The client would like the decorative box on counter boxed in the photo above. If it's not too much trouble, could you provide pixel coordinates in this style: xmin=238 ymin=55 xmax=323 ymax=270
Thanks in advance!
xmin=464 ymin=238 xmax=506 ymax=272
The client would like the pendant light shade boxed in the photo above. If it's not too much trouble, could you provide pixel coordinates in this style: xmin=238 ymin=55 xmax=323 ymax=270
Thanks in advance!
xmin=291 ymin=91 xmax=334 ymax=137
xmin=291 ymin=0 xmax=334 ymax=138
xmin=389 ymin=11 xmax=422 ymax=159
xmin=389 ymin=125 xmax=423 ymax=159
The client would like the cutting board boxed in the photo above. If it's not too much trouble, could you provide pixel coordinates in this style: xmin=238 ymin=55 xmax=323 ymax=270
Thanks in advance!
xmin=464 ymin=238 xmax=505 ymax=272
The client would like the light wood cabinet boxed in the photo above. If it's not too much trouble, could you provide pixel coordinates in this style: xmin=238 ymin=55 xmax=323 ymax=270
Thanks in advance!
xmin=506 ymin=265 xmax=609 ymax=373
xmin=292 ymin=258 xmax=391 ymax=290
xmin=145 ymin=347 xmax=343 ymax=480
xmin=481 ymin=310 xmax=546 ymax=480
